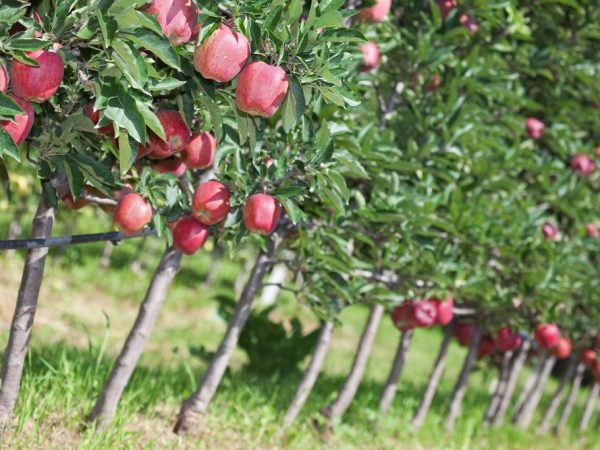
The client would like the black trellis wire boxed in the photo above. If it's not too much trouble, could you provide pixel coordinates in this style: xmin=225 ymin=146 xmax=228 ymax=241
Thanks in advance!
xmin=0 ymin=229 xmax=157 ymax=250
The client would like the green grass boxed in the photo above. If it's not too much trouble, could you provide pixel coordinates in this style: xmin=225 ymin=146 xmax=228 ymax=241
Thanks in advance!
xmin=0 ymin=209 xmax=599 ymax=449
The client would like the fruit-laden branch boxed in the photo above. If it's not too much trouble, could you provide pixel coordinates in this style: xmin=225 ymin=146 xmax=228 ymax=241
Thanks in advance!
xmin=514 ymin=352 xmax=557 ymax=428
xmin=492 ymin=339 xmax=532 ymax=426
xmin=174 ymin=231 xmax=284 ymax=435
xmin=579 ymin=382 xmax=599 ymax=433
xmin=537 ymin=356 xmax=578 ymax=433
xmin=87 ymin=246 xmax=183 ymax=429
xmin=379 ymin=329 xmax=413 ymax=414
xmin=445 ymin=324 xmax=483 ymax=432
xmin=0 ymin=229 xmax=156 ymax=250
xmin=0 ymin=194 xmax=55 ymax=430
xmin=554 ymin=362 xmax=586 ymax=433
xmin=410 ymin=324 xmax=454 ymax=430
xmin=483 ymin=349 xmax=513 ymax=425
xmin=283 ymin=320 xmax=335 ymax=427
xmin=321 ymin=303 xmax=385 ymax=424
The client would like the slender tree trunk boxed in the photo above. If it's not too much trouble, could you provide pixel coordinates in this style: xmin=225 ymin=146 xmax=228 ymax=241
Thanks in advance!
xmin=0 ymin=196 xmax=55 ymax=430
xmin=87 ymin=247 xmax=182 ymax=429
xmin=202 ymin=245 xmax=222 ymax=289
xmin=283 ymin=321 xmax=335 ymax=427
xmin=321 ymin=303 xmax=385 ymax=423
xmin=492 ymin=339 xmax=531 ymax=426
xmin=484 ymin=350 xmax=513 ymax=424
xmin=234 ymin=256 xmax=255 ymax=297
xmin=130 ymin=237 xmax=148 ymax=274
xmin=4 ymin=200 xmax=26 ymax=259
xmin=174 ymin=233 xmax=283 ymax=435
xmin=99 ymin=241 xmax=113 ymax=270
xmin=513 ymin=346 xmax=544 ymax=419
xmin=537 ymin=357 xmax=577 ymax=433
xmin=259 ymin=264 xmax=288 ymax=306
xmin=579 ymin=382 xmax=599 ymax=433
xmin=445 ymin=325 xmax=483 ymax=432
xmin=554 ymin=362 xmax=585 ymax=433
xmin=411 ymin=325 xmax=453 ymax=431
xmin=379 ymin=329 xmax=413 ymax=415
xmin=515 ymin=352 xmax=557 ymax=428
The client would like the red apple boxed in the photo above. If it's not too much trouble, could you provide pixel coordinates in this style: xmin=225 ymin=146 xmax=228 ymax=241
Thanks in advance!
xmin=151 ymin=157 xmax=187 ymax=177
xmin=570 ymin=154 xmax=596 ymax=177
xmin=495 ymin=327 xmax=521 ymax=353
xmin=113 ymin=193 xmax=153 ymax=236
xmin=455 ymin=323 xmax=476 ymax=347
xmin=412 ymin=300 xmax=438 ymax=328
xmin=193 ymin=24 xmax=250 ymax=82
xmin=0 ymin=65 xmax=8 ymax=93
xmin=360 ymin=42 xmax=379 ymax=71
xmin=236 ymin=61 xmax=289 ymax=118
xmin=191 ymin=180 xmax=231 ymax=226
xmin=391 ymin=302 xmax=414 ymax=332
xmin=425 ymin=73 xmax=441 ymax=92
xmin=182 ymin=132 xmax=216 ymax=169
xmin=436 ymin=0 xmax=458 ymax=20
xmin=10 ymin=50 xmax=64 ymax=103
xmin=146 ymin=110 xmax=191 ymax=159
xmin=243 ymin=193 xmax=281 ymax=235
xmin=586 ymin=224 xmax=598 ymax=238
xmin=478 ymin=334 xmax=495 ymax=358
xmin=459 ymin=14 xmax=478 ymax=34
xmin=581 ymin=349 xmax=597 ymax=368
xmin=357 ymin=0 xmax=391 ymax=23
xmin=526 ymin=117 xmax=545 ymax=140
xmin=0 ymin=95 xmax=34 ymax=145
xmin=552 ymin=337 xmax=571 ymax=359
xmin=84 ymin=103 xmax=113 ymax=135
xmin=535 ymin=323 xmax=560 ymax=350
xmin=173 ymin=216 xmax=209 ymax=255
xmin=542 ymin=221 xmax=559 ymax=241
xmin=595 ymin=146 xmax=600 ymax=157
xmin=431 ymin=297 xmax=454 ymax=325
xmin=145 ymin=0 xmax=199 ymax=45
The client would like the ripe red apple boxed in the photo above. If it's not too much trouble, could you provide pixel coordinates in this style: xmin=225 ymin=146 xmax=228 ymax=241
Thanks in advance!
xmin=391 ymin=302 xmax=414 ymax=332
xmin=535 ymin=323 xmax=560 ymax=350
xmin=1 ymin=95 xmax=34 ymax=145
xmin=552 ymin=337 xmax=571 ymax=359
xmin=192 ymin=180 xmax=231 ymax=226
xmin=10 ymin=50 xmax=64 ymax=103
xmin=459 ymin=14 xmax=478 ymax=34
xmin=84 ymin=103 xmax=113 ymax=135
xmin=0 ymin=65 xmax=8 ymax=93
xmin=495 ymin=327 xmax=521 ymax=353
xmin=526 ymin=117 xmax=545 ymax=140
xmin=595 ymin=146 xmax=600 ymax=157
xmin=542 ymin=221 xmax=559 ymax=241
xmin=425 ymin=73 xmax=441 ymax=92
xmin=570 ymin=154 xmax=596 ymax=177
xmin=193 ymin=24 xmax=250 ymax=82
xmin=173 ymin=216 xmax=209 ymax=255
xmin=581 ymin=349 xmax=597 ymax=368
xmin=360 ymin=42 xmax=379 ymax=71
xmin=431 ymin=297 xmax=454 ymax=325
xmin=243 ymin=193 xmax=281 ymax=235
xmin=455 ymin=323 xmax=476 ymax=347
xmin=412 ymin=300 xmax=438 ymax=328
xmin=436 ymin=0 xmax=458 ymax=20
xmin=146 ymin=110 xmax=191 ymax=159
xmin=357 ymin=0 xmax=391 ymax=23
xmin=182 ymin=132 xmax=216 ymax=169
xmin=478 ymin=334 xmax=495 ymax=358
xmin=113 ymin=193 xmax=153 ymax=236
xmin=236 ymin=61 xmax=289 ymax=118
xmin=151 ymin=157 xmax=187 ymax=177
xmin=145 ymin=0 xmax=199 ymax=45
xmin=586 ymin=224 xmax=598 ymax=238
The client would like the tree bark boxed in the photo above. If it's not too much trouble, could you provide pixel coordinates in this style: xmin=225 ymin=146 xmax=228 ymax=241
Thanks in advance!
xmin=445 ymin=325 xmax=483 ymax=432
xmin=283 ymin=321 xmax=335 ymax=427
xmin=0 ymin=196 xmax=55 ymax=430
xmin=174 ymin=233 xmax=283 ymax=435
xmin=87 ymin=247 xmax=182 ymax=429
xmin=4 ymin=200 xmax=26 ymax=259
xmin=321 ymin=303 xmax=385 ymax=423
xmin=484 ymin=350 xmax=513 ymax=424
xmin=513 ymin=346 xmax=544 ymax=419
xmin=99 ymin=240 xmax=113 ymax=270
xmin=378 ymin=329 xmax=413 ymax=415
xmin=515 ymin=352 xmax=556 ymax=428
xmin=492 ymin=339 xmax=530 ymax=426
xmin=554 ymin=362 xmax=585 ymax=433
xmin=410 ymin=325 xmax=453 ymax=431
xmin=579 ymin=382 xmax=599 ymax=433
xmin=537 ymin=356 xmax=577 ymax=433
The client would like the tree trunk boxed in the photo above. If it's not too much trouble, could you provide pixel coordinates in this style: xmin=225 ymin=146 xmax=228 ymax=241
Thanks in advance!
xmin=0 ymin=196 xmax=55 ymax=430
xmin=579 ymin=382 xmax=599 ymax=433
xmin=537 ymin=356 xmax=577 ymax=433
xmin=283 ymin=321 xmax=335 ymax=427
xmin=4 ymin=200 xmax=26 ymax=259
xmin=513 ymin=346 xmax=544 ymax=419
xmin=554 ymin=362 xmax=585 ymax=433
xmin=445 ymin=325 xmax=483 ymax=432
xmin=259 ymin=264 xmax=288 ymax=306
xmin=515 ymin=352 xmax=556 ymax=428
xmin=321 ymin=303 xmax=385 ymax=424
xmin=378 ymin=329 xmax=413 ymax=415
xmin=410 ymin=325 xmax=453 ymax=431
xmin=492 ymin=339 xmax=531 ymax=426
xmin=484 ymin=350 xmax=513 ymax=424
xmin=87 ymin=247 xmax=182 ymax=429
xmin=174 ymin=233 xmax=283 ymax=435
xmin=99 ymin=240 xmax=113 ymax=270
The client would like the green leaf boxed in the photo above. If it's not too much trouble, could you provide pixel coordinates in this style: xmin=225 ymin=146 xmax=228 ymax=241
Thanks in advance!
xmin=278 ymin=197 xmax=305 ymax=224
xmin=135 ymin=101 xmax=165 ymax=141
xmin=314 ymin=11 xmax=343 ymax=29
xmin=0 ymin=160 xmax=10 ymax=200
xmin=111 ymin=38 xmax=149 ymax=92
xmin=64 ymin=157 xmax=85 ymax=198
xmin=149 ymin=78 xmax=187 ymax=91
xmin=282 ymin=79 xmax=306 ymax=132
xmin=0 ymin=93 xmax=24 ymax=120
xmin=287 ymin=0 xmax=304 ymax=24
xmin=118 ymin=131 xmax=136 ymax=176
xmin=103 ymin=91 xmax=147 ymax=144
xmin=5 ymin=38 xmax=51 ymax=51
xmin=0 ymin=129 xmax=20 ymax=162
xmin=123 ymin=29 xmax=181 ymax=70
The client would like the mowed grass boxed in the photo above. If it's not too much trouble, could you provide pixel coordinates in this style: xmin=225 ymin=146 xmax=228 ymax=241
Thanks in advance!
xmin=0 ymin=208 xmax=599 ymax=449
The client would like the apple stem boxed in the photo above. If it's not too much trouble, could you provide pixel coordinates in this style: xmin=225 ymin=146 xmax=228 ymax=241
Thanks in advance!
xmin=537 ymin=356 xmax=578 ymax=433
xmin=578 ymin=381 xmax=599 ymax=432
xmin=379 ymin=329 xmax=414 ymax=415
xmin=0 ymin=194 xmax=55 ymax=431
xmin=86 ymin=246 xmax=183 ymax=430
xmin=554 ymin=362 xmax=586 ymax=433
